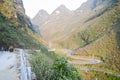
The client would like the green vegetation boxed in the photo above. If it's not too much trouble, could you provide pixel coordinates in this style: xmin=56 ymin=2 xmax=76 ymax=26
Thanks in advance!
xmin=81 ymin=71 xmax=120 ymax=80
xmin=0 ymin=1 xmax=82 ymax=79
xmin=0 ymin=0 xmax=14 ymax=19
xmin=30 ymin=46 xmax=82 ymax=80
xmin=76 ymin=3 xmax=120 ymax=73
xmin=1 ymin=0 xmax=120 ymax=80
xmin=57 ymin=1 xmax=120 ymax=49
xmin=56 ymin=1 xmax=120 ymax=80
xmin=0 ymin=0 xmax=42 ymax=48
xmin=0 ymin=14 xmax=40 ymax=48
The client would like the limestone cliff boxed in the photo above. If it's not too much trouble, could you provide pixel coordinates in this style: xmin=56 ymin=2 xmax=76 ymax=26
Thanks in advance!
xmin=0 ymin=0 xmax=40 ymax=48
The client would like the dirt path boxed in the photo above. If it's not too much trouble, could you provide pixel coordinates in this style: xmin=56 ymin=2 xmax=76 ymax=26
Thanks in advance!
xmin=0 ymin=51 xmax=19 ymax=80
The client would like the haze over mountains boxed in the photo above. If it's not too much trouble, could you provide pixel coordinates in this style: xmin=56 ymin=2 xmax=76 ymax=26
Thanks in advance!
xmin=1 ymin=0 xmax=120 ymax=79
xmin=32 ymin=0 xmax=116 ymax=41
xmin=32 ymin=0 xmax=120 ymax=78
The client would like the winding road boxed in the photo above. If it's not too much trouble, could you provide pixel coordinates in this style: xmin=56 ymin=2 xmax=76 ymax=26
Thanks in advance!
xmin=66 ymin=50 xmax=120 ymax=77
xmin=66 ymin=50 xmax=102 ymax=65
xmin=79 ymin=68 xmax=120 ymax=77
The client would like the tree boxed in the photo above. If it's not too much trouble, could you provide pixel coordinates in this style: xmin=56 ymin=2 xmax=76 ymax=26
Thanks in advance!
xmin=79 ymin=31 xmax=90 ymax=44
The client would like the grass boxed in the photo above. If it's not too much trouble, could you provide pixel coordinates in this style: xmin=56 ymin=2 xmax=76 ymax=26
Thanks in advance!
xmin=28 ymin=46 xmax=82 ymax=80
xmin=58 ymin=2 xmax=120 ymax=49
xmin=0 ymin=19 xmax=41 ymax=48
xmin=80 ymin=70 xmax=120 ymax=80
xmin=55 ymin=2 xmax=120 ymax=80
xmin=0 ymin=3 xmax=44 ymax=49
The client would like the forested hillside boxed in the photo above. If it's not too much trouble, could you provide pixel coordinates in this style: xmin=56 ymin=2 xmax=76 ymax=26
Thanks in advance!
xmin=0 ymin=0 xmax=41 ymax=48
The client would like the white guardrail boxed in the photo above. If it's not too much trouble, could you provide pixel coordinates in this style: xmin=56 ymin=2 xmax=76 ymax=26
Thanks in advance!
xmin=20 ymin=49 xmax=32 ymax=80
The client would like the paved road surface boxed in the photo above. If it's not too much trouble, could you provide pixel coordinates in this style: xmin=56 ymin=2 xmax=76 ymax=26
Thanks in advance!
xmin=0 ymin=52 xmax=19 ymax=80
xmin=66 ymin=50 xmax=120 ymax=77
xmin=79 ymin=68 xmax=120 ymax=77
xmin=66 ymin=50 xmax=102 ymax=64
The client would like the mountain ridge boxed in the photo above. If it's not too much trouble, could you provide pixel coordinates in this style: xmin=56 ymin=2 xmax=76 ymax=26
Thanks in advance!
xmin=32 ymin=4 xmax=74 ymax=41
xmin=32 ymin=0 xmax=116 ymax=42
xmin=32 ymin=9 xmax=49 ymax=26
xmin=1 ymin=0 xmax=120 ymax=79
xmin=31 ymin=9 xmax=49 ymax=35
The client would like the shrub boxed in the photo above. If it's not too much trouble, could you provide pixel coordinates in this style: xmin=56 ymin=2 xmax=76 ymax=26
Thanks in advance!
xmin=52 ymin=56 xmax=82 ymax=80
xmin=31 ymin=51 xmax=82 ymax=80
xmin=31 ymin=55 xmax=53 ymax=80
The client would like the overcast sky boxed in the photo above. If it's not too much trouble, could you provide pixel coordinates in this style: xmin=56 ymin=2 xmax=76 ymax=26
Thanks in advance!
xmin=23 ymin=0 xmax=87 ymax=18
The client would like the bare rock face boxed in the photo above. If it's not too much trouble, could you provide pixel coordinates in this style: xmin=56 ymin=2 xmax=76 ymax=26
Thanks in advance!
xmin=11 ymin=0 xmax=33 ymax=28
xmin=0 ymin=0 xmax=41 ymax=48
xmin=32 ymin=10 xmax=49 ymax=26
xmin=31 ymin=0 xmax=118 ymax=41
xmin=31 ymin=10 xmax=49 ymax=35
xmin=31 ymin=5 xmax=73 ymax=38
xmin=12 ymin=0 xmax=25 ymax=13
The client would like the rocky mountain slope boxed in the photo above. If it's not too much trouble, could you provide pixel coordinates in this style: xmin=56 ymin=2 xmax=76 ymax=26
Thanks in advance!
xmin=32 ymin=0 xmax=117 ymax=42
xmin=42 ymin=5 xmax=74 ymax=41
xmin=0 ymin=0 xmax=42 ymax=48
xmin=31 ymin=10 xmax=49 ymax=35
xmin=32 ymin=10 xmax=49 ymax=27
xmin=2 ymin=0 xmax=120 ymax=79
xmin=32 ymin=0 xmax=120 ymax=78
xmin=32 ymin=5 xmax=74 ymax=41
xmin=62 ymin=0 xmax=120 ymax=77
xmin=58 ymin=0 xmax=118 ymax=48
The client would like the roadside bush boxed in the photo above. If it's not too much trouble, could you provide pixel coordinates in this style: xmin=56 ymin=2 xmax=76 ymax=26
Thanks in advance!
xmin=52 ymin=56 xmax=82 ymax=80
xmin=31 ymin=53 xmax=82 ymax=80
xmin=31 ymin=55 xmax=53 ymax=80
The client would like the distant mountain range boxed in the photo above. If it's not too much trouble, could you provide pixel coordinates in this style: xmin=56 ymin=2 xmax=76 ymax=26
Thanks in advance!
xmin=32 ymin=0 xmax=116 ymax=41
xmin=1 ymin=0 xmax=120 ymax=79
xmin=32 ymin=10 xmax=49 ymax=27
